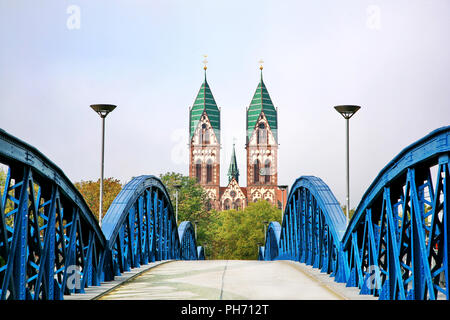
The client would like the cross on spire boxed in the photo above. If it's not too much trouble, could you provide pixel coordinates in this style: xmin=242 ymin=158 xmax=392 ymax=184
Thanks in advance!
xmin=258 ymin=59 xmax=264 ymax=80
xmin=202 ymin=54 xmax=208 ymax=79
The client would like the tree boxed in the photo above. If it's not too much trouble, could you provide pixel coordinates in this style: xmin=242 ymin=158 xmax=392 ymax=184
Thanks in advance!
xmin=159 ymin=172 xmax=210 ymax=248
xmin=159 ymin=173 xmax=282 ymax=260
xmin=74 ymin=178 xmax=123 ymax=220
xmin=159 ymin=172 xmax=209 ymax=222
xmin=204 ymin=200 xmax=281 ymax=260
xmin=341 ymin=205 xmax=356 ymax=220
xmin=0 ymin=167 xmax=6 ymax=198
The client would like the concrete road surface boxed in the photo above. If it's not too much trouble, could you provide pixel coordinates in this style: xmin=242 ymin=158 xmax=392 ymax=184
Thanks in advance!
xmin=99 ymin=260 xmax=354 ymax=300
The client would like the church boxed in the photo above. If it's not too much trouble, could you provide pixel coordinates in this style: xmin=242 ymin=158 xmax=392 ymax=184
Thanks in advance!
xmin=188 ymin=62 xmax=286 ymax=211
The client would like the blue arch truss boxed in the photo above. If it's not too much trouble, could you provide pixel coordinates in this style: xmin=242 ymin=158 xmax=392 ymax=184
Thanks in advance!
xmin=0 ymin=129 xmax=203 ymax=300
xmin=260 ymin=126 xmax=450 ymax=300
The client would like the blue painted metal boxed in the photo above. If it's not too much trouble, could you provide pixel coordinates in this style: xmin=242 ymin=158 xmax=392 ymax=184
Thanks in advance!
xmin=0 ymin=129 xmax=203 ymax=300
xmin=101 ymin=175 xmax=201 ymax=281
xmin=260 ymin=126 xmax=450 ymax=300
xmin=197 ymin=246 xmax=205 ymax=260
xmin=263 ymin=222 xmax=281 ymax=261
xmin=341 ymin=126 xmax=450 ymax=300
xmin=2 ymin=122 xmax=448 ymax=301
xmin=261 ymin=176 xmax=349 ymax=282
xmin=0 ymin=129 xmax=106 ymax=300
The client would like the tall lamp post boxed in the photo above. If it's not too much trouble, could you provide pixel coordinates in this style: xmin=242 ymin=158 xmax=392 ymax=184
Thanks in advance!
xmin=334 ymin=105 xmax=361 ymax=224
xmin=90 ymin=104 xmax=117 ymax=227
xmin=263 ymin=220 xmax=269 ymax=242
xmin=278 ymin=185 xmax=288 ymax=222
xmin=174 ymin=184 xmax=182 ymax=225
xmin=193 ymin=220 xmax=198 ymax=241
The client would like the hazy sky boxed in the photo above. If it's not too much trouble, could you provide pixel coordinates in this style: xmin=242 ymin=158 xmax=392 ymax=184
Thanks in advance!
xmin=1 ymin=0 xmax=449 ymax=210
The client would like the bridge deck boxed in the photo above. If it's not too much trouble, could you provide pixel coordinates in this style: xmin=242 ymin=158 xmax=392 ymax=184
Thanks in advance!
xmin=95 ymin=260 xmax=375 ymax=300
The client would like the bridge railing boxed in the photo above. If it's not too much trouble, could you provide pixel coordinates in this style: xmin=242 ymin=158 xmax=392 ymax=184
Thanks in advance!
xmin=260 ymin=126 xmax=450 ymax=300
xmin=0 ymin=129 xmax=106 ymax=300
xmin=0 ymin=129 xmax=203 ymax=300
xmin=342 ymin=126 xmax=450 ymax=300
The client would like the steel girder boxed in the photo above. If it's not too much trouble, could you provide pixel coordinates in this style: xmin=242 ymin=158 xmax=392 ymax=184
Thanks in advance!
xmin=0 ymin=129 xmax=204 ymax=300
xmin=260 ymin=176 xmax=349 ymax=282
xmin=177 ymin=221 xmax=199 ymax=261
xmin=197 ymin=246 xmax=205 ymax=260
xmin=0 ymin=129 xmax=106 ymax=300
xmin=260 ymin=126 xmax=450 ymax=300
xmin=101 ymin=175 xmax=202 ymax=281
xmin=342 ymin=126 xmax=450 ymax=300
xmin=263 ymin=222 xmax=281 ymax=261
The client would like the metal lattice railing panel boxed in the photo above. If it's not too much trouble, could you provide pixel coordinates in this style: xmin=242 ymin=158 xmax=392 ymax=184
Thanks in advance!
xmin=0 ymin=129 xmax=203 ymax=300
xmin=0 ymin=129 xmax=106 ymax=300
xmin=260 ymin=126 xmax=450 ymax=300
xmin=101 ymin=175 xmax=202 ymax=281
xmin=342 ymin=126 xmax=450 ymax=300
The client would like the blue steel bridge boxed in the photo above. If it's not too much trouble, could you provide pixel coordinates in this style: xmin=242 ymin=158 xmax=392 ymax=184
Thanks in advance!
xmin=0 ymin=125 xmax=449 ymax=300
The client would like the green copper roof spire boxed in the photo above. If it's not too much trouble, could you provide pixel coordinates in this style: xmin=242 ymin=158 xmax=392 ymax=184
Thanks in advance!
xmin=246 ymin=62 xmax=278 ymax=143
xmin=227 ymin=143 xmax=239 ymax=183
xmin=189 ymin=59 xmax=220 ymax=143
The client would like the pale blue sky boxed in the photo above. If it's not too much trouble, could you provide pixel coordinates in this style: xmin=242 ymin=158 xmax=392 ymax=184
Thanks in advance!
xmin=1 ymin=0 xmax=449 ymax=209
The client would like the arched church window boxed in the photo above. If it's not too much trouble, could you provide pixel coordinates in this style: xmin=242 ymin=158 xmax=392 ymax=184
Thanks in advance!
xmin=257 ymin=122 xmax=267 ymax=144
xmin=195 ymin=160 xmax=202 ymax=183
xmin=206 ymin=159 xmax=213 ymax=183
xmin=234 ymin=199 xmax=241 ymax=210
xmin=264 ymin=160 xmax=271 ymax=184
xmin=201 ymin=123 xmax=210 ymax=144
xmin=253 ymin=159 xmax=260 ymax=184
xmin=224 ymin=199 xmax=231 ymax=210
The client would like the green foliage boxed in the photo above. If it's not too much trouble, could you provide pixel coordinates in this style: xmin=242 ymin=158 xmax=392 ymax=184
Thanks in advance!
xmin=159 ymin=172 xmax=281 ymax=260
xmin=159 ymin=172 xmax=209 ymax=222
xmin=203 ymin=200 xmax=281 ymax=260
xmin=159 ymin=172 xmax=210 ymax=247
xmin=74 ymin=178 xmax=123 ymax=220
xmin=0 ymin=167 xmax=7 ymax=198
xmin=0 ymin=167 xmax=15 ymax=226
xmin=341 ymin=205 xmax=356 ymax=220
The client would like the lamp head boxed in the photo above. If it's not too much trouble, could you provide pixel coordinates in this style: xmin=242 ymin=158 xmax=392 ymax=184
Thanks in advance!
xmin=334 ymin=105 xmax=361 ymax=119
xmin=90 ymin=104 xmax=117 ymax=118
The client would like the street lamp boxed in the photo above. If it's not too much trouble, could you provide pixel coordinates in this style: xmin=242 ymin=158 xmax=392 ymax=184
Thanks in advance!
xmin=174 ymin=184 xmax=182 ymax=225
xmin=90 ymin=104 xmax=116 ymax=227
xmin=278 ymin=185 xmax=288 ymax=221
xmin=257 ymin=242 xmax=263 ymax=257
xmin=193 ymin=220 xmax=198 ymax=241
xmin=334 ymin=105 xmax=361 ymax=224
xmin=263 ymin=220 xmax=269 ymax=242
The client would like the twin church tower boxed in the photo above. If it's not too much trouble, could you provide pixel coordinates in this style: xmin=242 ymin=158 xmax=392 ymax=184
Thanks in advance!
xmin=188 ymin=61 xmax=286 ymax=211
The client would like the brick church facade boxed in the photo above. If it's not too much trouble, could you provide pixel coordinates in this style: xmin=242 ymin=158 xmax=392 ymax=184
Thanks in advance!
xmin=188 ymin=64 xmax=286 ymax=211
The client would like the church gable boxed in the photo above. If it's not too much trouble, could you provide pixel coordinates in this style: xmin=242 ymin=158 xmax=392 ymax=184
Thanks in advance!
xmin=220 ymin=178 xmax=246 ymax=210
xmin=191 ymin=112 xmax=220 ymax=146
xmin=247 ymin=112 xmax=277 ymax=147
